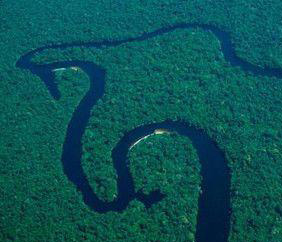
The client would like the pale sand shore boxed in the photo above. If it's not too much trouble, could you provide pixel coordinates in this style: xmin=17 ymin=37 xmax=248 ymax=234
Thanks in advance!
xmin=52 ymin=66 xmax=80 ymax=72
xmin=129 ymin=129 xmax=171 ymax=150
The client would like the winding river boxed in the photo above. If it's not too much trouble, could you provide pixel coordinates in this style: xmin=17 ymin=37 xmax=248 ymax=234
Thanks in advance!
xmin=16 ymin=23 xmax=282 ymax=242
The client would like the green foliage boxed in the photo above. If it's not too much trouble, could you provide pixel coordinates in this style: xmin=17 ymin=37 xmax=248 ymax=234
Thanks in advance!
xmin=1 ymin=1 xmax=282 ymax=242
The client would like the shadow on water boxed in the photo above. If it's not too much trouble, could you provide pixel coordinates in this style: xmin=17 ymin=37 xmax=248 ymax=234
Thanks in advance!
xmin=16 ymin=23 xmax=282 ymax=242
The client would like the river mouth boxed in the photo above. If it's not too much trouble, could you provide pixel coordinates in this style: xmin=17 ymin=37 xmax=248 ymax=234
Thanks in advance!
xmin=15 ymin=22 xmax=282 ymax=242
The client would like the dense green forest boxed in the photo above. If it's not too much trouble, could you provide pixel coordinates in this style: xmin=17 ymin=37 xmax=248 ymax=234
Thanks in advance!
xmin=1 ymin=0 xmax=282 ymax=241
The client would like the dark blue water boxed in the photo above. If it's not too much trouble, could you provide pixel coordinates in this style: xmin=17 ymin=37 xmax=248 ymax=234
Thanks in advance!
xmin=16 ymin=23 xmax=282 ymax=242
